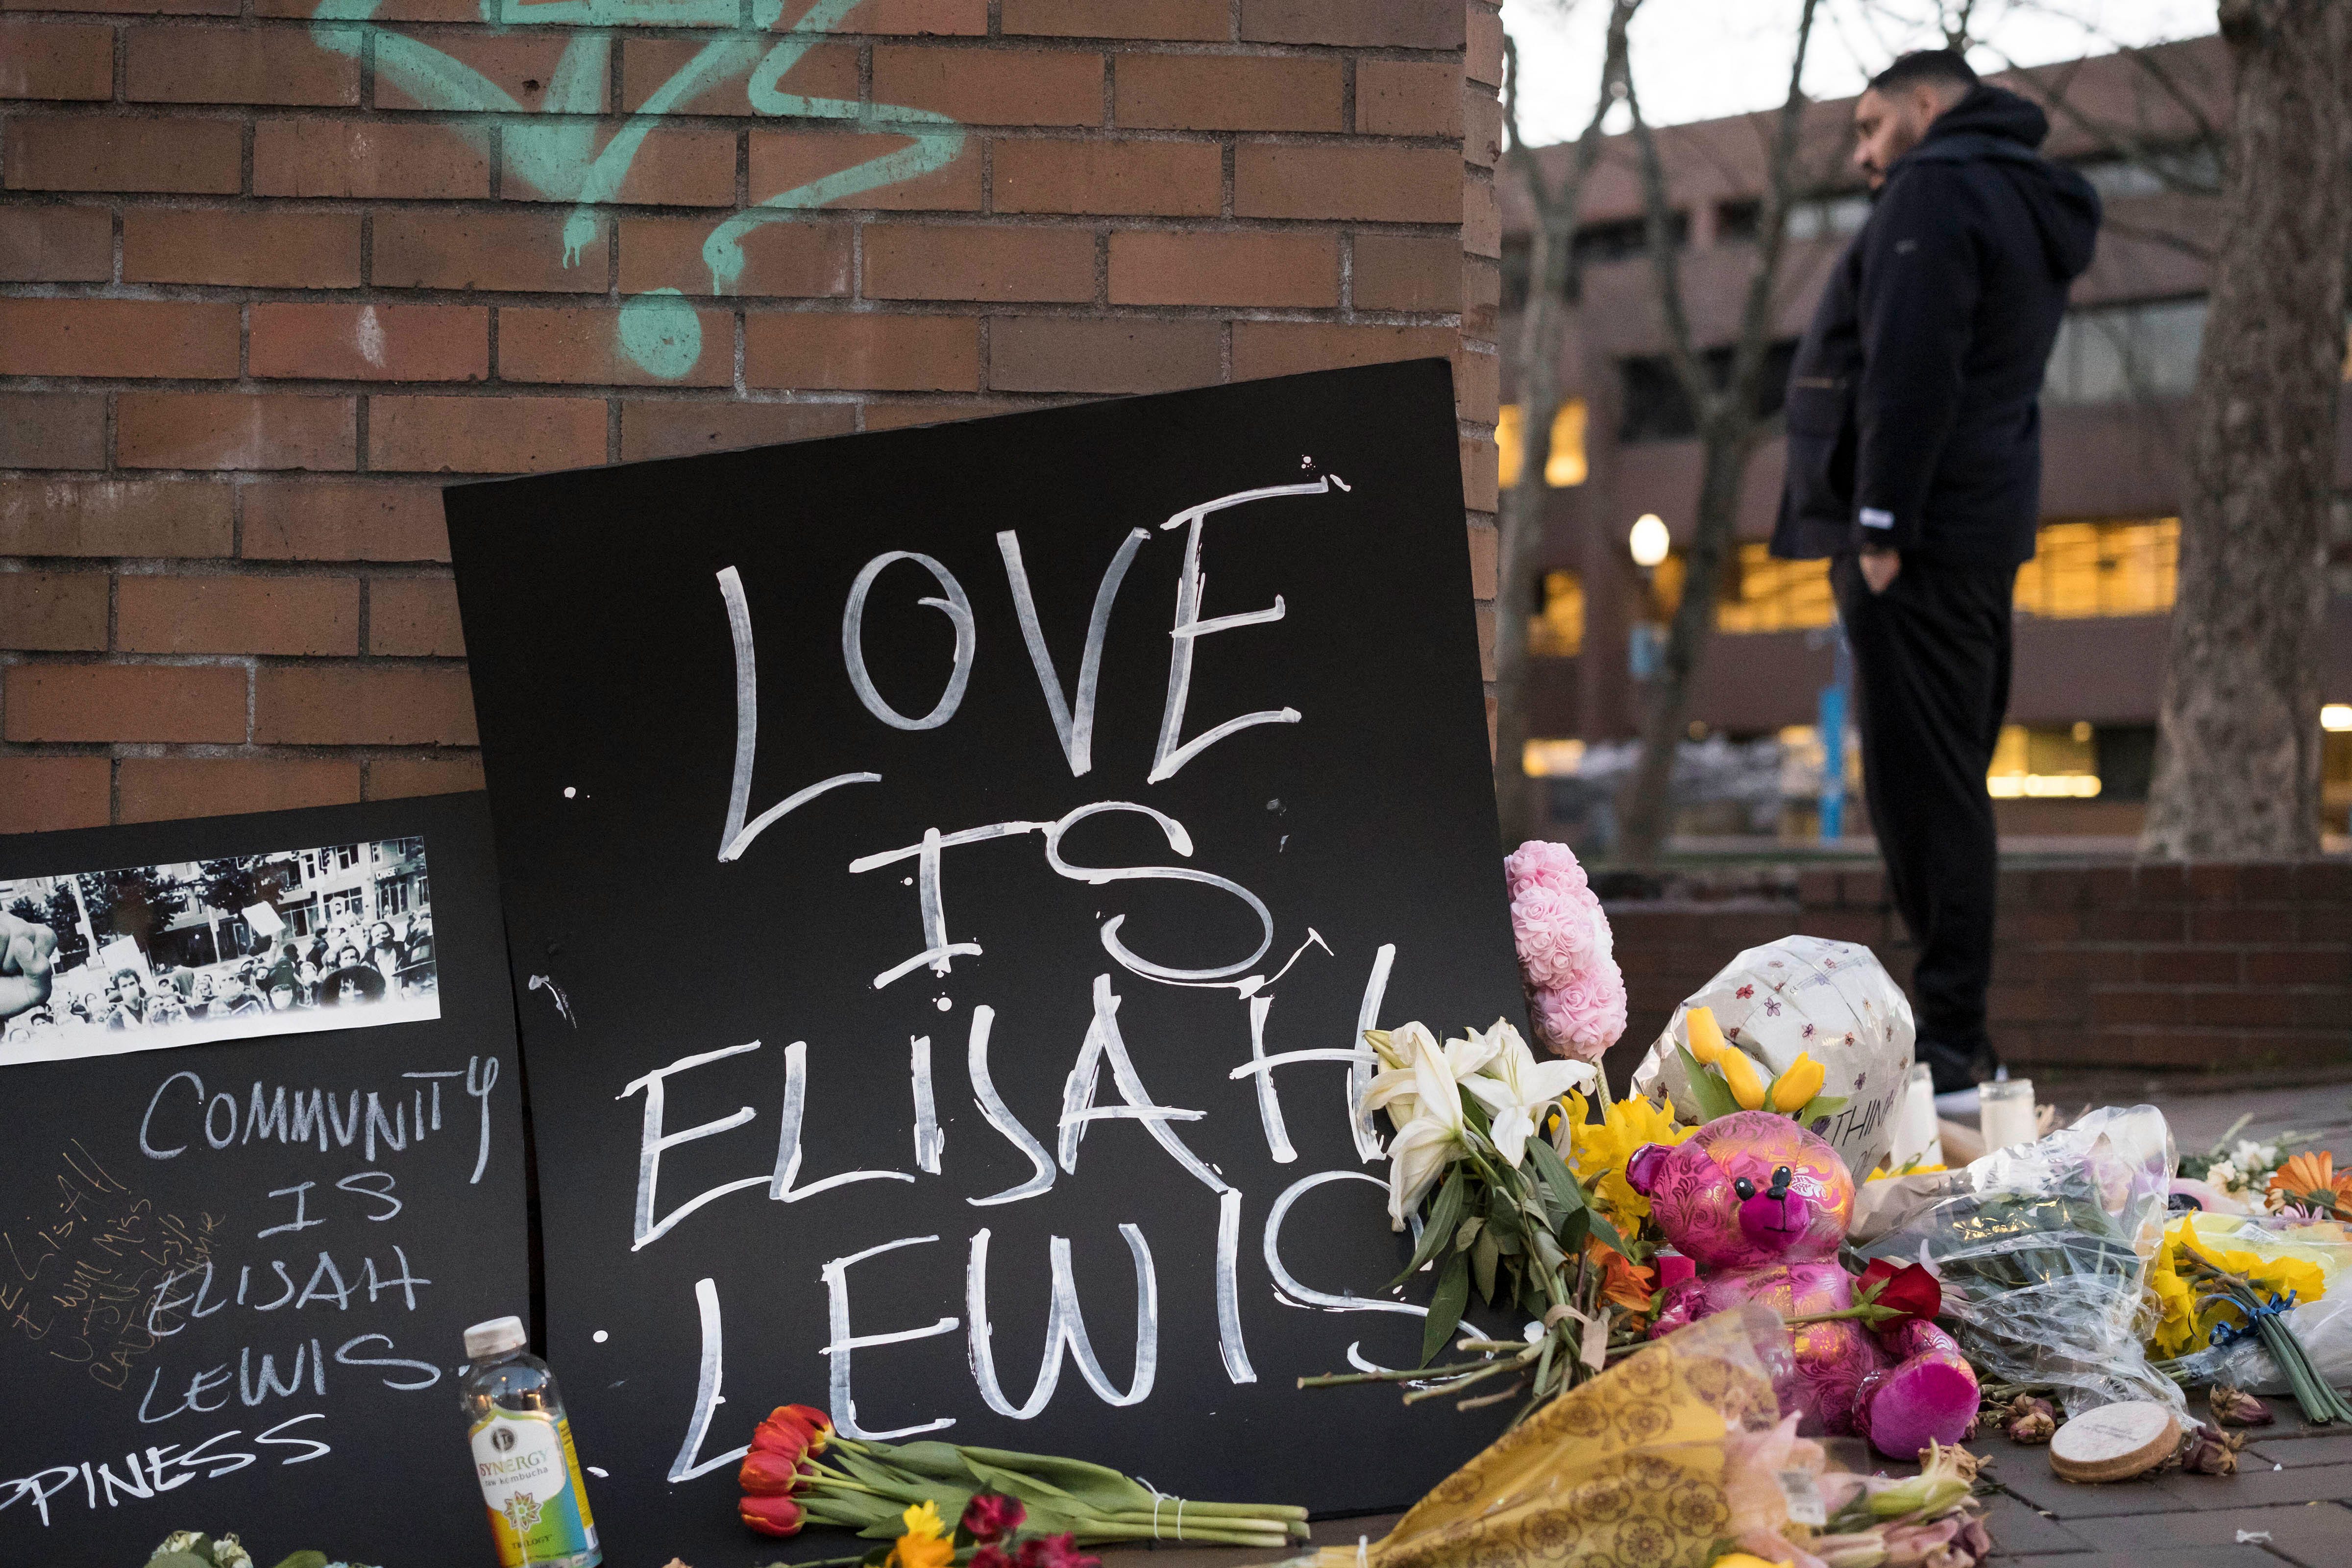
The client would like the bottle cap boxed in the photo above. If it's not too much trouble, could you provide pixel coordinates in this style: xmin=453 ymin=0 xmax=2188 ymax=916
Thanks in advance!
xmin=465 ymin=1315 xmax=529 ymax=1360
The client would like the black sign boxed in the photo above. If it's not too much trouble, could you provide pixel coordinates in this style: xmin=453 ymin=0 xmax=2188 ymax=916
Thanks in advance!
xmin=446 ymin=361 xmax=1526 ymax=1565
xmin=0 ymin=792 xmax=528 ymax=1567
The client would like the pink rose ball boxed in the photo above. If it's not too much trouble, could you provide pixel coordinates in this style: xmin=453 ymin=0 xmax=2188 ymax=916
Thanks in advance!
xmin=1505 ymin=839 xmax=1590 ymax=899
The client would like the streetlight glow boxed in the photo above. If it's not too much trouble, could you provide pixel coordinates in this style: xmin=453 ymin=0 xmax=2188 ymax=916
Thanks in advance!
xmin=1629 ymin=513 xmax=1671 ymax=568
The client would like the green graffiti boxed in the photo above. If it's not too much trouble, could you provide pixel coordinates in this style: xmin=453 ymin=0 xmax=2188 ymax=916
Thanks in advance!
xmin=310 ymin=0 xmax=964 ymax=380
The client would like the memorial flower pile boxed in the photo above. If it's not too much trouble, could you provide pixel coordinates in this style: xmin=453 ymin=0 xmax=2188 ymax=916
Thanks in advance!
xmin=730 ymin=1404 xmax=1308 ymax=1552
xmin=2145 ymin=1219 xmax=2351 ymax=1421
xmin=139 ymin=1533 xmax=363 ymax=1568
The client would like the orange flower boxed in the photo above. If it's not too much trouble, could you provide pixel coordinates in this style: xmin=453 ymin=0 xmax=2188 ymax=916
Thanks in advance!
xmin=2268 ymin=1152 xmax=2352 ymax=1216
xmin=1589 ymin=1240 xmax=1656 ymax=1315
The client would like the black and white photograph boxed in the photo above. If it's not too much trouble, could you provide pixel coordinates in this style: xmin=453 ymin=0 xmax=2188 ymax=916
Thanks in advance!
xmin=0 ymin=837 xmax=439 ymax=1064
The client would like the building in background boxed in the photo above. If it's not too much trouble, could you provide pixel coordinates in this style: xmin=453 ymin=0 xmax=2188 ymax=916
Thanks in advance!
xmin=1497 ymin=37 xmax=2352 ymax=844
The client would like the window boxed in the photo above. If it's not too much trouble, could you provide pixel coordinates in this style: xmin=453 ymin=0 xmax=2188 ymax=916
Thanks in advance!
xmin=1617 ymin=341 xmax=1798 ymax=442
xmin=283 ymin=895 xmax=319 ymax=938
xmin=1986 ymin=724 xmax=2102 ymax=798
xmin=377 ymin=876 xmax=412 ymax=917
xmin=1530 ymin=569 xmax=1585 ymax=657
xmin=1575 ymin=212 xmax=1688 ymax=264
xmin=1716 ymin=545 xmax=1835 ymax=634
xmin=1496 ymin=401 xmax=1590 ymax=488
xmin=2066 ymin=146 xmax=2221 ymax=200
xmin=1716 ymin=199 xmax=1762 ymax=244
xmin=329 ymin=844 xmax=361 ymax=873
xmin=1787 ymin=193 xmax=1870 ymax=242
xmin=2014 ymin=519 xmax=2179 ymax=619
xmin=2044 ymin=297 xmax=2206 ymax=405
xmin=324 ymin=886 xmax=365 ymax=922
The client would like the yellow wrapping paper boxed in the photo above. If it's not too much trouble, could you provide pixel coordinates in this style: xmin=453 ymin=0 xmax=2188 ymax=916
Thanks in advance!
xmin=1320 ymin=1306 xmax=1793 ymax=1568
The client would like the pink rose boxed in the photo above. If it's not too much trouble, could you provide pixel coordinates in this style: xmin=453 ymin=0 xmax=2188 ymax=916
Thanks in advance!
xmin=1510 ymin=886 xmax=1588 ymax=986
xmin=1504 ymin=839 xmax=1589 ymax=899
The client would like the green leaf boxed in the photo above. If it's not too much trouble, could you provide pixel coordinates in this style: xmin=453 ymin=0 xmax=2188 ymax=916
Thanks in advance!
xmin=1421 ymin=1252 xmax=1470 ymax=1367
xmin=1471 ymin=1224 xmax=1501 ymax=1303
xmin=1453 ymin=1214 xmax=1484 ymax=1252
xmin=1557 ymin=1204 xmax=1592 ymax=1257
xmin=1485 ymin=1192 xmax=1524 ymax=1255
xmin=269 ymin=1556 xmax=330 ymax=1568
xmin=1391 ymin=1167 xmax=1467 ymax=1287
xmin=1586 ymin=1209 xmax=1630 ymax=1259
xmin=1526 ymin=1135 xmax=1585 ymax=1224
xmin=1794 ymin=1093 xmax=1849 ymax=1127
xmin=1675 ymin=1046 xmax=1741 ymax=1122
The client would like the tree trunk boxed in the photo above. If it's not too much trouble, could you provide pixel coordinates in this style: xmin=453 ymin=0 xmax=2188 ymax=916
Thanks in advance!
xmin=1493 ymin=283 xmax=1569 ymax=850
xmin=1613 ymin=418 xmax=1762 ymax=861
xmin=2140 ymin=0 xmax=2352 ymax=859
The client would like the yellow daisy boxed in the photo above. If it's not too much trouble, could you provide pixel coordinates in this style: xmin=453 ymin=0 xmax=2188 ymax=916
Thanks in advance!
xmin=1561 ymin=1088 xmax=1693 ymax=1234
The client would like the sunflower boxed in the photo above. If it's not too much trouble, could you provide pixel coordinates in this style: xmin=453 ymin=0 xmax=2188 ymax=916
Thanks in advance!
xmin=1560 ymin=1088 xmax=1693 ymax=1235
xmin=2267 ymin=1151 xmax=2352 ymax=1218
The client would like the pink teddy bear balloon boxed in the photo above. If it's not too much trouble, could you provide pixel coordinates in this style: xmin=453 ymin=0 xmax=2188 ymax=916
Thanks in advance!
xmin=1629 ymin=1110 xmax=1979 ymax=1458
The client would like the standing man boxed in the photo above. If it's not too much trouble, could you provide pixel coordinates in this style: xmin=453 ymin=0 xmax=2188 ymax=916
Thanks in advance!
xmin=1773 ymin=50 xmax=2100 ymax=1093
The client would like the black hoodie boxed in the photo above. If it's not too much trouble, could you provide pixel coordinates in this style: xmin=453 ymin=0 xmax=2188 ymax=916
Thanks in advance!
xmin=1771 ymin=85 xmax=2102 ymax=564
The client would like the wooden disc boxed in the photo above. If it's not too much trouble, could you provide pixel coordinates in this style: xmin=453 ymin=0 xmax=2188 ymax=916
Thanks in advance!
xmin=2049 ymin=1401 xmax=2181 ymax=1482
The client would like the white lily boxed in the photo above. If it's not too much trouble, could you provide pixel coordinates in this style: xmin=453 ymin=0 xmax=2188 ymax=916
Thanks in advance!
xmin=1361 ymin=1020 xmax=1502 ymax=1132
xmin=1373 ymin=1025 xmax=1476 ymax=1230
xmin=1461 ymin=1019 xmax=1597 ymax=1168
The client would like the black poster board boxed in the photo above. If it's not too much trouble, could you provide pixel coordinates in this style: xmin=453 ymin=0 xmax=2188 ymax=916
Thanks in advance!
xmin=0 ymin=793 xmax=529 ymax=1567
xmin=446 ymin=361 xmax=1527 ymax=1566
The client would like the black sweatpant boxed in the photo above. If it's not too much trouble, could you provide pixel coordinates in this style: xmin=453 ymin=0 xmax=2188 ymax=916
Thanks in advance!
xmin=1831 ymin=553 xmax=2016 ymax=1093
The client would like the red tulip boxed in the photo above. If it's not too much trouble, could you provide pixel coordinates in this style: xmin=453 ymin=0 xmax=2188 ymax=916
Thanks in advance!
xmin=739 ymin=1447 xmax=805 ymax=1495
xmin=961 ymin=1492 xmax=1027 ymax=1543
xmin=755 ymin=1402 xmax=835 ymax=1455
xmin=1015 ymin=1534 xmax=1099 ymax=1568
xmin=747 ymin=1418 xmax=810 ymax=1467
xmin=740 ymin=1493 xmax=805 ymax=1538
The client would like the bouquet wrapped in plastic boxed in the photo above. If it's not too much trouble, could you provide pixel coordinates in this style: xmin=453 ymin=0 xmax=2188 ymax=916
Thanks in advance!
xmin=1848 ymin=1104 xmax=2185 ymax=1419
xmin=1316 ymin=1306 xmax=1805 ymax=1568
xmin=1627 ymin=937 xmax=1913 ymax=1179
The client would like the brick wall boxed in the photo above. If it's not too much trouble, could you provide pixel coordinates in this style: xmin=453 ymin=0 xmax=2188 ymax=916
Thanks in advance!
xmin=1 ymin=0 xmax=1502 ymax=832
xmin=1609 ymin=861 xmax=2352 ymax=1083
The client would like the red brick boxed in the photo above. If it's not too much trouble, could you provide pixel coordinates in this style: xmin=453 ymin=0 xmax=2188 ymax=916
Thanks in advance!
xmin=0 ymin=203 xmax=109 ymax=280
xmin=503 ymin=125 xmax=734 ymax=206
xmin=2298 ymin=861 xmax=2352 ymax=900
xmin=376 ymin=210 xmax=611 ymax=293
xmin=1463 ymin=176 xmax=1500 ymax=257
xmin=117 ymin=392 xmax=356 ymax=471
xmin=862 ymin=224 xmax=1095 ymax=302
xmin=750 ymin=128 xmax=980 ymax=210
xmin=122 ymin=209 xmax=361 ymax=289
xmin=1467 ymin=3 xmax=1503 ymax=85
xmin=988 ymin=316 xmax=1219 ymax=394
xmin=1236 ymin=144 xmax=1462 ymax=222
xmin=127 ymin=25 xmax=358 ymax=105
xmin=499 ymin=303 xmax=733 ymax=388
xmin=2139 ymin=947 xmax=2239 ymax=985
xmin=0 ymin=391 xmax=105 ymax=467
xmin=1108 ymin=230 xmax=1337 ymax=307
xmin=251 ymin=303 xmax=490 ymax=382
xmin=1232 ymin=321 xmax=1458 ymax=381
xmin=375 ymin=30 xmax=608 ymax=113
xmin=1114 ymin=52 xmax=1340 ymax=132
xmin=255 ymin=119 xmax=490 ymax=199
xmin=0 ymin=569 xmax=106 ymax=651
xmin=744 ymin=312 xmax=979 ymax=391
xmin=1464 ymin=83 xmax=1500 ymax=170
xmin=840 ymin=0 xmax=987 ymax=34
xmin=1797 ymin=868 xmax=1842 ymax=908
xmin=1463 ymin=255 xmax=1499 ymax=339
xmin=241 ymin=481 xmax=449 ymax=562
xmin=991 ymin=138 xmax=1220 ymax=217
xmin=1352 ymin=233 xmax=1462 ymax=312
xmin=871 ymin=46 xmax=1102 ymax=126
xmin=118 ymin=759 xmax=362 ymax=825
xmin=858 ymin=397 xmax=1016 ymax=431
xmin=3 ymin=663 xmax=246 ymax=742
xmin=5 ymin=116 xmax=241 ymax=193
xmin=254 ymin=665 xmax=477 ymax=745
xmin=2192 ymin=905 xmax=2293 ymax=943
xmin=2303 ymin=904 xmax=2352 ymax=942
xmin=2189 ymin=988 xmax=2294 ymax=1028
xmin=5 ymin=0 xmax=231 ymax=15
xmin=2184 ymin=861 xmax=2239 ymax=901
xmin=2134 ymin=861 xmax=2190 ymax=901
xmin=1003 ymin=0 xmax=1226 ymax=39
xmin=1458 ymin=346 xmax=1498 ymax=422
xmin=254 ymin=0 xmax=467 ymax=16
xmin=621 ymin=37 xmax=856 ymax=115
xmin=368 ymin=752 xmax=486 ymax=800
xmin=2089 ymin=988 xmax=2178 ymax=1027
xmin=1 ymin=20 xmax=113 ymax=99
xmin=0 ymin=298 xmax=236 ymax=377
xmin=1466 ymin=523 xmax=1496 ymax=599
xmin=2239 ymin=862 xmax=2298 ymax=901
xmin=2084 ymin=905 xmax=2185 ymax=942
xmin=1241 ymin=0 xmax=1462 ymax=48
xmin=368 ymin=395 xmax=607 ymax=474
xmin=1 ymin=477 xmax=231 ymax=556
xmin=618 ymin=399 xmax=858 ymax=462
xmin=619 ymin=215 xmax=850 ymax=298
xmin=1356 ymin=60 xmax=1462 ymax=137
xmin=1461 ymin=434 xmax=1496 ymax=511
xmin=367 ymin=576 xmax=463 ymax=656
xmin=117 ymin=573 xmax=360 ymax=655
xmin=0 ymin=757 xmax=109 ymax=833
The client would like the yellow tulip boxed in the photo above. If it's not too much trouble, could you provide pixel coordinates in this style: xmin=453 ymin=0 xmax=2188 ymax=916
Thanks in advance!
xmin=1686 ymin=1005 xmax=1729 ymax=1065
xmin=1718 ymin=1048 xmax=1768 ymax=1111
xmin=1769 ymin=1051 xmax=1826 ymax=1112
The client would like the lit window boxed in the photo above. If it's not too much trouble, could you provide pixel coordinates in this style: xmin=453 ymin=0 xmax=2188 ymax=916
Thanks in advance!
xmin=1495 ymin=401 xmax=1589 ymax=489
xmin=1716 ymin=543 xmax=1836 ymax=634
xmin=2013 ymin=519 xmax=2178 ymax=619
xmin=1522 ymin=738 xmax=1587 ymax=778
xmin=1986 ymin=724 xmax=2103 ymax=798
xmin=1530 ymin=569 xmax=1585 ymax=656
xmin=2044 ymin=298 xmax=2205 ymax=405
xmin=2323 ymin=704 xmax=2352 ymax=733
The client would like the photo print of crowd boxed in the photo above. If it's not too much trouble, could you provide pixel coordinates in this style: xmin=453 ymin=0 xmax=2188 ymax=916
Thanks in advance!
xmin=0 ymin=838 xmax=439 ymax=1064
